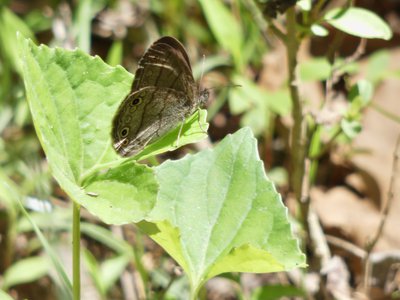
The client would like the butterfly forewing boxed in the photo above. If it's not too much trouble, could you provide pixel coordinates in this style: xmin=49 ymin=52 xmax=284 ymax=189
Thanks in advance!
xmin=132 ymin=37 xmax=196 ymax=99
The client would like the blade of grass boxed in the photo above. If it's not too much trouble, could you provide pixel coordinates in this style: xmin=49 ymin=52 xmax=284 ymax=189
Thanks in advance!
xmin=16 ymin=198 xmax=73 ymax=297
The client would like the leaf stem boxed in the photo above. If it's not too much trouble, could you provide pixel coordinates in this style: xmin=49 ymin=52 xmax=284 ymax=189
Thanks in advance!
xmin=73 ymin=201 xmax=81 ymax=300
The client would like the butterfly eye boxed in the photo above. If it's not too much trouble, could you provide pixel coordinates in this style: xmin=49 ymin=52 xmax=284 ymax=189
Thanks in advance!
xmin=120 ymin=127 xmax=129 ymax=137
xmin=130 ymin=97 xmax=142 ymax=106
xmin=122 ymin=139 xmax=129 ymax=146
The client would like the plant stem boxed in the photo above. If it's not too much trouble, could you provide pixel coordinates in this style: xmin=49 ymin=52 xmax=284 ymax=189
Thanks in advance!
xmin=73 ymin=201 xmax=81 ymax=300
xmin=285 ymin=7 xmax=308 ymax=230
xmin=362 ymin=135 xmax=400 ymax=293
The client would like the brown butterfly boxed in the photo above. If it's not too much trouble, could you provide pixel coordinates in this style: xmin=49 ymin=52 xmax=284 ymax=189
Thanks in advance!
xmin=112 ymin=36 xmax=208 ymax=157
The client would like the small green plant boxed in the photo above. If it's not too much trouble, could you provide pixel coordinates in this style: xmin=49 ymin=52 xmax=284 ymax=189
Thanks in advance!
xmin=17 ymin=36 xmax=306 ymax=299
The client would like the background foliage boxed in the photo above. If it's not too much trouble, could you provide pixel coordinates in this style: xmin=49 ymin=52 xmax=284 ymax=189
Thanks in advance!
xmin=1 ymin=0 xmax=399 ymax=299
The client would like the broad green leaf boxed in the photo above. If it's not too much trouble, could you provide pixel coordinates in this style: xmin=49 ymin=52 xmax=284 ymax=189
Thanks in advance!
xmin=2 ymin=256 xmax=51 ymax=290
xmin=140 ymin=128 xmax=306 ymax=292
xmin=18 ymin=36 xmax=207 ymax=224
xmin=198 ymin=0 xmax=244 ymax=70
xmin=18 ymin=36 xmax=154 ymax=224
xmin=324 ymin=7 xmax=392 ymax=40
xmin=82 ymin=161 xmax=158 ymax=225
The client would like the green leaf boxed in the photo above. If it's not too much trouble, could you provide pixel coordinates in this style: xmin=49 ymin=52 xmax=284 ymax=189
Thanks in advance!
xmin=140 ymin=128 xmax=306 ymax=292
xmin=2 ymin=256 xmax=51 ymax=290
xmin=241 ymin=107 xmax=269 ymax=136
xmin=83 ymin=250 xmax=131 ymax=296
xmin=366 ymin=50 xmax=390 ymax=84
xmin=18 ymin=36 xmax=157 ymax=224
xmin=80 ymin=223 xmax=132 ymax=254
xmin=14 ymin=200 xmax=72 ymax=297
xmin=74 ymin=0 xmax=106 ymax=52
xmin=198 ymin=0 xmax=244 ymax=69
xmin=0 ymin=7 xmax=35 ymax=73
xmin=82 ymin=161 xmax=158 ymax=225
xmin=228 ymin=74 xmax=291 ymax=132
xmin=100 ymin=255 xmax=130 ymax=292
xmin=228 ymin=75 xmax=268 ymax=135
xmin=192 ymin=54 xmax=231 ymax=80
xmin=106 ymin=40 xmax=123 ymax=66
xmin=83 ymin=250 xmax=105 ymax=296
xmin=18 ymin=36 xmax=207 ymax=224
xmin=0 ymin=171 xmax=20 ymax=219
xmin=0 ymin=290 xmax=14 ymax=300
xmin=267 ymin=167 xmax=288 ymax=187
xmin=299 ymin=58 xmax=331 ymax=81
xmin=132 ymin=109 xmax=208 ymax=162
xmin=341 ymin=119 xmax=362 ymax=139
xmin=324 ymin=7 xmax=392 ymax=40
xmin=348 ymin=79 xmax=373 ymax=109
xmin=311 ymin=24 xmax=329 ymax=37
xmin=251 ymin=284 xmax=305 ymax=300
xmin=297 ymin=0 xmax=312 ymax=11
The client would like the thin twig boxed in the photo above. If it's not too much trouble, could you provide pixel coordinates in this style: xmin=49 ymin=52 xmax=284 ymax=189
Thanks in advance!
xmin=267 ymin=19 xmax=287 ymax=44
xmin=325 ymin=235 xmax=366 ymax=259
xmin=308 ymin=206 xmax=331 ymax=267
xmin=362 ymin=134 xmax=400 ymax=293
xmin=325 ymin=38 xmax=366 ymax=104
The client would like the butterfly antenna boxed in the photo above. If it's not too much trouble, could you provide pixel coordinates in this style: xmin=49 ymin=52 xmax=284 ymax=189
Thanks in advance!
xmin=199 ymin=54 xmax=206 ymax=92
xmin=206 ymin=84 xmax=242 ymax=92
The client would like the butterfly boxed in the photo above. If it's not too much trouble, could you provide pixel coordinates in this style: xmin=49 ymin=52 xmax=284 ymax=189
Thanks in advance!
xmin=112 ymin=36 xmax=208 ymax=157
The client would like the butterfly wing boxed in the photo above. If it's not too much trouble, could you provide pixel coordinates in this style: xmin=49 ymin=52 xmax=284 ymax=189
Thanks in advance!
xmin=131 ymin=36 xmax=197 ymax=100
xmin=112 ymin=86 xmax=192 ymax=157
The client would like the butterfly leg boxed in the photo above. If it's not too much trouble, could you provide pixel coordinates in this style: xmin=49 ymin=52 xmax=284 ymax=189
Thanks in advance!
xmin=197 ymin=108 xmax=207 ymax=134
xmin=175 ymin=117 xmax=186 ymax=149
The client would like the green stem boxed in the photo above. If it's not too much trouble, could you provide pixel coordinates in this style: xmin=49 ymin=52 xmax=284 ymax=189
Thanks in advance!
xmin=73 ymin=202 xmax=81 ymax=300
xmin=286 ymin=8 xmax=308 ymax=229
xmin=132 ymin=229 xmax=150 ymax=297
xmin=371 ymin=102 xmax=400 ymax=123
